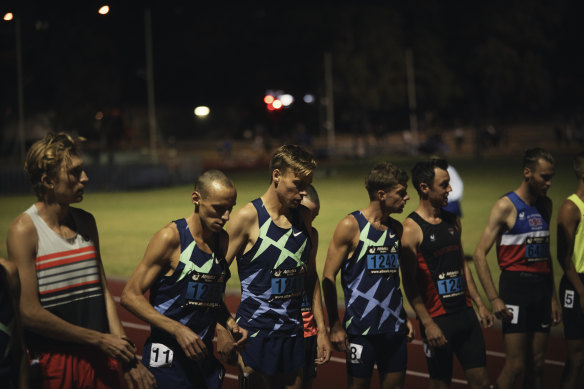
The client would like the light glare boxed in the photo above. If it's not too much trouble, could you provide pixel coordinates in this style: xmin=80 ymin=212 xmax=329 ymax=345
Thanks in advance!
xmin=280 ymin=94 xmax=294 ymax=107
xmin=272 ymin=99 xmax=283 ymax=109
xmin=194 ymin=106 xmax=210 ymax=118
xmin=98 ymin=5 xmax=110 ymax=15
xmin=303 ymin=94 xmax=315 ymax=104
xmin=264 ymin=95 xmax=274 ymax=104
xmin=3 ymin=12 xmax=14 ymax=21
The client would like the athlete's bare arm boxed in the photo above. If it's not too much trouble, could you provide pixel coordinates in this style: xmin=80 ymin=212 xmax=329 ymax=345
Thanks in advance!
xmin=79 ymin=209 xmax=156 ymax=389
xmin=216 ymin=203 xmax=259 ymax=363
xmin=121 ymin=223 xmax=209 ymax=360
xmin=304 ymin=227 xmax=332 ymax=364
xmin=473 ymin=197 xmax=515 ymax=321
xmin=542 ymin=197 xmax=562 ymax=325
xmin=454 ymin=217 xmax=494 ymax=328
xmin=400 ymin=218 xmax=447 ymax=348
xmin=391 ymin=218 xmax=416 ymax=341
xmin=322 ymin=215 xmax=359 ymax=352
xmin=224 ymin=203 xmax=258 ymax=266
xmin=558 ymin=198 xmax=584 ymax=313
xmin=7 ymin=211 xmax=135 ymax=363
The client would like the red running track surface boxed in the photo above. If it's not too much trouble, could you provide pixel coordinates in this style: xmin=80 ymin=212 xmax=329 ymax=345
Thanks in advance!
xmin=108 ymin=279 xmax=567 ymax=388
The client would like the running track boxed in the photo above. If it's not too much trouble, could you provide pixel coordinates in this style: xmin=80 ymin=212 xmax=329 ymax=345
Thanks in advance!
xmin=108 ymin=279 xmax=567 ymax=388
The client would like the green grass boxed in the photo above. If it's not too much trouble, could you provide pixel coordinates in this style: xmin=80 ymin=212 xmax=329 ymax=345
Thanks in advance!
xmin=0 ymin=155 xmax=575 ymax=307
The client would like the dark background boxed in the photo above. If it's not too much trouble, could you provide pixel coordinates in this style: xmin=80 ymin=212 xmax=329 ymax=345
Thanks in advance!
xmin=1 ymin=0 xmax=583 ymax=156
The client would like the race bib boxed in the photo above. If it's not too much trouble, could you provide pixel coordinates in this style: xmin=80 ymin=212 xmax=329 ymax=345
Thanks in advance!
xmin=185 ymin=271 xmax=225 ymax=308
xmin=347 ymin=343 xmax=363 ymax=364
xmin=270 ymin=266 xmax=305 ymax=301
xmin=301 ymin=292 xmax=312 ymax=312
xmin=506 ymin=304 xmax=519 ymax=324
xmin=149 ymin=343 xmax=174 ymax=368
xmin=564 ymin=289 xmax=575 ymax=309
xmin=436 ymin=271 xmax=465 ymax=298
xmin=525 ymin=236 xmax=550 ymax=263
xmin=366 ymin=246 xmax=399 ymax=275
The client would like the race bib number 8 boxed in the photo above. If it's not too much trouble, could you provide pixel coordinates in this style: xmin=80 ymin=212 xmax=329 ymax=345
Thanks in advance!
xmin=347 ymin=343 xmax=363 ymax=364
xmin=366 ymin=246 xmax=399 ymax=275
xmin=149 ymin=343 xmax=174 ymax=368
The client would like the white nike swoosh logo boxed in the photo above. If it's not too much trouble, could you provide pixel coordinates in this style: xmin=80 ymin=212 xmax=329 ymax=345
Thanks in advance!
xmin=389 ymin=233 xmax=396 ymax=238
xmin=541 ymin=323 xmax=550 ymax=328
xmin=293 ymin=231 xmax=303 ymax=237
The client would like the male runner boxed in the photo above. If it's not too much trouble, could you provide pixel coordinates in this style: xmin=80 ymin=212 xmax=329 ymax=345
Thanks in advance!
xmin=557 ymin=152 xmax=584 ymax=389
xmin=222 ymin=145 xmax=332 ymax=389
xmin=322 ymin=162 xmax=415 ymax=389
xmin=473 ymin=148 xmax=561 ymax=389
xmin=7 ymin=132 xmax=154 ymax=388
xmin=121 ymin=169 xmax=247 ymax=388
xmin=401 ymin=158 xmax=492 ymax=389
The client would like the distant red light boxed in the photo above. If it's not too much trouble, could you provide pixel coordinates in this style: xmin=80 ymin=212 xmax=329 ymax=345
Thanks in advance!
xmin=264 ymin=95 xmax=275 ymax=104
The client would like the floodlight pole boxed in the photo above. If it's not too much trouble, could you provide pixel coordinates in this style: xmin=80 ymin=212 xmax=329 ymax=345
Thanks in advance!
xmin=15 ymin=15 xmax=25 ymax=162
xmin=405 ymin=48 xmax=419 ymax=147
xmin=145 ymin=8 xmax=158 ymax=163
xmin=324 ymin=52 xmax=335 ymax=156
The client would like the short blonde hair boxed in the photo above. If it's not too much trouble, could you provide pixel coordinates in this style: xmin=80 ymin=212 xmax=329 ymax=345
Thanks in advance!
xmin=269 ymin=145 xmax=316 ymax=182
xmin=24 ymin=132 xmax=84 ymax=199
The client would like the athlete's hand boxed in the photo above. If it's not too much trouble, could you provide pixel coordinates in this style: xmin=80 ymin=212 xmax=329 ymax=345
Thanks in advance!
xmin=97 ymin=333 xmax=136 ymax=363
xmin=491 ymin=297 xmax=514 ymax=322
xmin=230 ymin=322 xmax=248 ymax=351
xmin=405 ymin=319 xmax=415 ymax=342
xmin=330 ymin=321 xmax=348 ymax=352
xmin=216 ymin=324 xmax=237 ymax=365
xmin=123 ymin=360 xmax=157 ymax=389
xmin=424 ymin=320 xmax=447 ymax=348
xmin=315 ymin=330 xmax=332 ymax=365
xmin=174 ymin=324 xmax=207 ymax=360
xmin=551 ymin=297 xmax=562 ymax=326
xmin=477 ymin=305 xmax=494 ymax=328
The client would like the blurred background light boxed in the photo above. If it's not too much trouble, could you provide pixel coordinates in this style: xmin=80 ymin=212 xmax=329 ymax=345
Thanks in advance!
xmin=98 ymin=5 xmax=110 ymax=15
xmin=194 ymin=106 xmax=210 ymax=118
xmin=3 ymin=12 xmax=14 ymax=21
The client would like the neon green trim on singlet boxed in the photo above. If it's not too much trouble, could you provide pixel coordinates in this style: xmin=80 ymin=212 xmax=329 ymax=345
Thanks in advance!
xmin=355 ymin=223 xmax=389 ymax=263
xmin=252 ymin=218 xmax=307 ymax=268
xmin=568 ymin=194 xmax=584 ymax=273
xmin=176 ymin=241 xmax=215 ymax=282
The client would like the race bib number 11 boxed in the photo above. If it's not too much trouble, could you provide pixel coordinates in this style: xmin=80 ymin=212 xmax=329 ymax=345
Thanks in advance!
xmin=149 ymin=343 xmax=174 ymax=368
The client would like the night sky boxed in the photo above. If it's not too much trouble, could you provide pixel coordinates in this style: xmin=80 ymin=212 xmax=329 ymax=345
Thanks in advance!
xmin=2 ymin=1 xmax=584 ymax=143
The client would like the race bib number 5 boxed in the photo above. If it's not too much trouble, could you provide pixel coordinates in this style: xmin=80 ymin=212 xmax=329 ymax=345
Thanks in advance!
xmin=149 ymin=343 xmax=174 ymax=368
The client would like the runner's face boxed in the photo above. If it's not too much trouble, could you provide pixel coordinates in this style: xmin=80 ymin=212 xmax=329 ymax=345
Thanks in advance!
xmin=381 ymin=183 xmax=409 ymax=214
xmin=526 ymin=158 xmax=554 ymax=197
xmin=274 ymin=169 xmax=313 ymax=209
xmin=429 ymin=168 xmax=451 ymax=208
xmin=50 ymin=155 xmax=89 ymax=204
xmin=300 ymin=198 xmax=319 ymax=222
xmin=196 ymin=183 xmax=237 ymax=232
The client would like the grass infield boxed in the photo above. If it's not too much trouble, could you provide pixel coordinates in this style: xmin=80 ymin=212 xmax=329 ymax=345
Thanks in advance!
xmin=0 ymin=155 xmax=575 ymax=309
